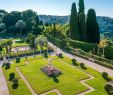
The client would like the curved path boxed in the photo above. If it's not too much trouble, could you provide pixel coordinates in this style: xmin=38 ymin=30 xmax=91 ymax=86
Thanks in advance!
xmin=48 ymin=42 xmax=113 ymax=77
xmin=0 ymin=61 xmax=10 ymax=95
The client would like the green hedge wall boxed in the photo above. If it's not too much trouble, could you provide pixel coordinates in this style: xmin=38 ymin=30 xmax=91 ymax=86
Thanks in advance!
xmin=47 ymin=35 xmax=66 ymax=48
xmin=105 ymin=46 xmax=113 ymax=60
xmin=69 ymin=40 xmax=96 ymax=52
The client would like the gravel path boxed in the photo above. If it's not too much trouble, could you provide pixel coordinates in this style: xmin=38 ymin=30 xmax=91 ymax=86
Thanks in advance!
xmin=48 ymin=42 xmax=113 ymax=77
xmin=0 ymin=61 xmax=10 ymax=95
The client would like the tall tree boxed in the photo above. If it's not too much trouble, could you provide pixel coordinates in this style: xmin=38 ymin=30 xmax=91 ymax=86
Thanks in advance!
xmin=86 ymin=9 xmax=100 ymax=44
xmin=79 ymin=0 xmax=85 ymax=14
xmin=70 ymin=2 xmax=80 ymax=40
xmin=78 ymin=0 xmax=86 ymax=41
xmin=79 ymin=12 xmax=87 ymax=41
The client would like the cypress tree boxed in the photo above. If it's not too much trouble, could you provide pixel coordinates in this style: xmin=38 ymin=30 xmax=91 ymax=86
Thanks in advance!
xmin=79 ymin=0 xmax=85 ymax=14
xmin=78 ymin=0 xmax=86 ymax=41
xmin=86 ymin=9 xmax=100 ymax=44
xmin=70 ymin=2 xmax=80 ymax=40
xmin=79 ymin=12 xmax=87 ymax=41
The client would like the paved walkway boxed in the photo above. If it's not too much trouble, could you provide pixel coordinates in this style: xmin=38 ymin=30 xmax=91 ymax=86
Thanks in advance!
xmin=15 ymin=67 xmax=37 ymax=95
xmin=48 ymin=42 xmax=113 ymax=77
xmin=0 ymin=61 xmax=10 ymax=95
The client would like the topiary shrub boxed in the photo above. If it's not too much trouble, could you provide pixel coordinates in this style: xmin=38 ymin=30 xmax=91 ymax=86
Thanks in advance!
xmin=80 ymin=63 xmax=84 ymax=68
xmin=58 ymin=53 xmax=63 ymax=58
xmin=43 ymin=52 xmax=48 ymax=58
xmin=102 ymin=72 xmax=108 ymax=78
xmin=5 ymin=63 xmax=10 ymax=69
xmin=12 ymin=78 xmax=19 ymax=89
xmin=16 ymin=57 xmax=20 ymax=63
xmin=72 ymin=58 xmax=77 ymax=65
xmin=9 ymin=72 xmax=15 ymax=81
xmin=104 ymin=84 xmax=113 ymax=94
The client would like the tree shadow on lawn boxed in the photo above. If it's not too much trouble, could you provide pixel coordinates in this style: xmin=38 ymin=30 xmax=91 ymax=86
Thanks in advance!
xmin=12 ymin=84 xmax=19 ymax=89
xmin=52 ymin=76 xmax=59 ymax=83
xmin=81 ymin=66 xmax=87 ymax=70
xmin=103 ymin=77 xmax=112 ymax=82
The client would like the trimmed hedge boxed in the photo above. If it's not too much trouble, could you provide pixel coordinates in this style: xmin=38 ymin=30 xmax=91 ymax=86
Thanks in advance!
xmin=69 ymin=40 xmax=96 ymax=52
xmin=69 ymin=49 xmax=113 ymax=70
xmin=0 ymin=49 xmax=53 ymax=60
xmin=105 ymin=46 xmax=113 ymax=60
xmin=47 ymin=35 xmax=66 ymax=48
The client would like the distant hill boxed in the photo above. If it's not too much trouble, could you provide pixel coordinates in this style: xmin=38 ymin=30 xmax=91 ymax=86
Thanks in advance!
xmin=39 ymin=15 xmax=113 ymax=33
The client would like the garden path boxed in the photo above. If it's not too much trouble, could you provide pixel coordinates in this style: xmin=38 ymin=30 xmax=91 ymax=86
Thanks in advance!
xmin=0 ymin=61 xmax=10 ymax=95
xmin=48 ymin=42 xmax=113 ymax=77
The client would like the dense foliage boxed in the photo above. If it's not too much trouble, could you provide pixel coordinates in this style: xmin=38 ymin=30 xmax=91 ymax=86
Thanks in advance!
xmin=70 ymin=3 xmax=79 ymax=40
xmin=86 ymin=9 xmax=100 ymax=44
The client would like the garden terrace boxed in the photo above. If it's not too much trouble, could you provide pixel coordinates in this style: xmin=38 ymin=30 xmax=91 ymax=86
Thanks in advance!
xmin=2 ymin=55 xmax=113 ymax=95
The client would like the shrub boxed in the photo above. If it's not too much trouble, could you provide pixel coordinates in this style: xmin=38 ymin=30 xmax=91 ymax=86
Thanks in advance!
xmin=58 ymin=53 xmax=63 ymax=58
xmin=104 ymin=84 xmax=113 ymax=94
xmin=16 ymin=57 xmax=20 ymax=63
xmin=80 ymin=63 xmax=84 ymax=68
xmin=12 ymin=78 xmax=19 ymax=89
xmin=72 ymin=58 xmax=76 ymax=65
xmin=5 ymin=63 xmax=10 ymax=69
xmin=102 ymin=72 xmax=108 ymax=78
xmin=9 ymin=72 xmax=15 ymax=81
xmin=44 ymin=52 xmax=48 ymax=58
xmin=105 ymin=46 xmax=113 ymax=60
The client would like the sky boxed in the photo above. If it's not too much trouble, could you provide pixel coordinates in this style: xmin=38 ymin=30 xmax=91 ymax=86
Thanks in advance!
xmin=0 ymin=0 xmax=113 ymax=18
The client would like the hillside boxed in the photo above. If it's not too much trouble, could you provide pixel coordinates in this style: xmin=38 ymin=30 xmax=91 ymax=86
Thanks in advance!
xmin=39 ymin=15 xmax=113 ymax=33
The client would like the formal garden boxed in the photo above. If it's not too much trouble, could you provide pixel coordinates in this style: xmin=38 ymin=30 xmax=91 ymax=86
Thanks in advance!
xmin=1 ymin=52 xmax=113 ymax=95
xmin=0 ymin=0 xmax=113 ymax=95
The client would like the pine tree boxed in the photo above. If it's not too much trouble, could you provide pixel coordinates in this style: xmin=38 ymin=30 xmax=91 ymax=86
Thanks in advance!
xmin=70 ymin=2 xmax=80 ymax=40
xmin=86 ymin=9 xmax=100 ymax=44
xmin=79 ymin=12 xmax=87 ymax=41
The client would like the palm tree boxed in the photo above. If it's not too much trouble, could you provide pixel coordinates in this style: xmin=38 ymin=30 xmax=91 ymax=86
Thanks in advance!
xmin=16 ymin=20 xmax=25 ymax=37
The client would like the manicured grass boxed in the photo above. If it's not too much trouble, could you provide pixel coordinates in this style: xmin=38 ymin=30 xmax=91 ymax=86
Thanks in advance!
xmin=2 ymin=55 xmax=111 ymax=95
xmin=57 ymin=56 xmax=110 ymax=95
xmin=46 ymin=92 xmax=58 ymax=95
xmin=12 ymin=43 xmax=29 ymax=47
xmin=18 ymin=57 xmax=89 ymax=95
xmin=2 ymin=61 xmax=32 ymax=95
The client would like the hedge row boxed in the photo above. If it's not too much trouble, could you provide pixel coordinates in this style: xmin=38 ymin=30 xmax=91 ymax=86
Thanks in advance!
xmin=68 ymin=48 xmax=113 ymax=70
xmin=69 ymin=40 xmax=96 ymax=52
xmin=0 ymin=49 xmax=53 ymax=60
xmin=47 ymin=35 xmax=66 ymax=48
xmin=105 ymin=46 xmax=113 ymax=60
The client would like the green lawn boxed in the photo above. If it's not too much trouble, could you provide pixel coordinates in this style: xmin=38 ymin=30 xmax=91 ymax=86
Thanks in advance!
xmin=2 ymin=63 xmax=32 ymax=95
xmin=18 ymin=57 xmax=89 ymax=95
xmin=46 ymin=92 xmax=58 ymax=95
xmin=12 ymin=43 xmax=29 ymax=47
xmin=2 ymin=55 xmax=110 ymax=95
xmin=57 ymin=56 xmax=110 ymax=95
